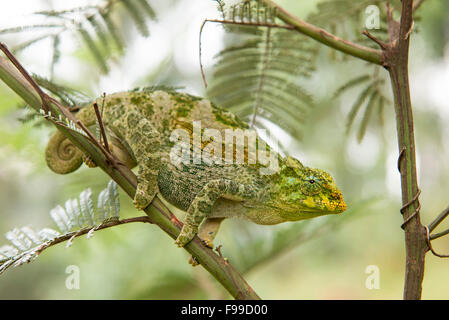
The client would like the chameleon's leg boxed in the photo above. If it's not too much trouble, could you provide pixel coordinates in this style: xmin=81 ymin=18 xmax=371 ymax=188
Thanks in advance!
xmin=176 ymin=179 xmax=246 ymax=247
xmin=199 ymin=217 xmax=224 ymax=248
xmin=189 ymin=218 xmax=224 ymax=266
xmin=111 ymin=109 xmax=160 ymax=210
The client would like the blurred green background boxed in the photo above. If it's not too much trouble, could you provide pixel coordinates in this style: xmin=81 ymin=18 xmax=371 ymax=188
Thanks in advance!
xmin=1 ymin=0 xmax=449 ymax=299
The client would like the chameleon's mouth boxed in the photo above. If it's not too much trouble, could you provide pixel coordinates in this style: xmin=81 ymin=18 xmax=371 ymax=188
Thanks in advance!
xmin=298 ymin=196 xmax=346 ymax=215
xmin=333 ymin=200 xmax=347 ymax=213
xmin=324 ymin=190 xmax=346 ymax=214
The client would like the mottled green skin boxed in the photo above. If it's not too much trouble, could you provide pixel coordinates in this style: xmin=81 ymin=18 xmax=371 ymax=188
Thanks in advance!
xmin=45 ymin=90 xmax=346 ymax=250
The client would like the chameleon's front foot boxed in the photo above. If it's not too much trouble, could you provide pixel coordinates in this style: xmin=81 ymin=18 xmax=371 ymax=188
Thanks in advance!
xmin=175 ymin=224 xmax=198 ymax=247
xmin=133 ymin=190 xmax=152 ymax=210
xmin=133 ymin=180 xmax=156 ymax=210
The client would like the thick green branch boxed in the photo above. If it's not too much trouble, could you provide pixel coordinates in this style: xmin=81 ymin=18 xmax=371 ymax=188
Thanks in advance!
xmin=260 ymin=0 xmax=384 ymax=65
xmin=0 ymin=54 xmax=260 ymax=300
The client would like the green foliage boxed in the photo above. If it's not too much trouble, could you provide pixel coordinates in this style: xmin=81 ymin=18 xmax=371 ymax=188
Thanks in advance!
xmin=207 ymin=0 xmax=317 ymax=139
xmin=308 ymin=0 xmax=402 ymax=49
xmin=207 ymin=1 xmax=410 ymax=143
xmin=0 ymin=0 xmax=157 ymax=74
xmin=0 ymin=181 xmax=120 ymax=275
xmin=34 ymin=75 xmax=91 ymax=107
xmin=307 ymin=1 xmax=413 ymax=143
xmin=18 ymin=75 xmax=91 ymax=126
xmin=335 ymin=71 xmax=390 ymax=142
xmin=308 ymin=0 xmax=403 ymax=142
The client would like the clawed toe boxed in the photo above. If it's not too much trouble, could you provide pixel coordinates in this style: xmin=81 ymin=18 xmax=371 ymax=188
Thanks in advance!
xmin=188 ymin=256 xmax=200 ymax=266
xmin=82 ymin=155 xmax=97 ymax=168
xmin=201 ymin=238 xmax=214 ymax=249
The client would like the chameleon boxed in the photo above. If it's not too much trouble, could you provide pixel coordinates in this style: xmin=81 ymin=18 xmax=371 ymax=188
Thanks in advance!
xmin=45 ymin=89 xmax=346 ymax=253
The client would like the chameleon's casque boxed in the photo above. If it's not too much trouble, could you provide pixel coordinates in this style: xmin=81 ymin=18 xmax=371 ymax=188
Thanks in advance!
xmin=45 ymin=89 xmax=346 ymax=253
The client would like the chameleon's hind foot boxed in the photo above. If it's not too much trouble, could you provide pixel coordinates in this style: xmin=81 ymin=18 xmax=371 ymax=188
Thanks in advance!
xmin=188 ymin=256 xmax=200 ymax=267
xmin=186 ymin=239 xmax=213 ymax=267
xmin=82 ymin=154 xmax=97 ymax=168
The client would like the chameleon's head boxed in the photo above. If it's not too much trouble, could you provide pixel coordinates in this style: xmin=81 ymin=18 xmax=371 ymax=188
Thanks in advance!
xmin=269 ymin=156 xmax=346 ymax=221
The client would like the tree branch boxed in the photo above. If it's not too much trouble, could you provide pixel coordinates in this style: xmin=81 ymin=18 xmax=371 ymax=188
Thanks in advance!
xmin=425 ymin=226 xmax=449 ymax=258
xmin=259 ymin=0 xmax=384 ymax=65
xmin=255 ymin=0 xmax=429 ymax=300
xmin=0 ymin=49 xmax=260 ymax=300
xmin=0 ymin=216 xmax=154 ymax=274
xmin=428 ymin=205 xmax=449 ymax=233
xmin=429 ymin=228 xmax=449 ymax=241
xmin=382 ymin=0 xmax=427 ymax=300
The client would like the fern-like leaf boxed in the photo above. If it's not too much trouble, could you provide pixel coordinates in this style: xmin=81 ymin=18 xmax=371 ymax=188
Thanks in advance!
xmin=346 ymin=82 xmax=376 ymax=132
xmin=357 ymin=91 xmax=378 ymax=142
xmin=0 ymin=0 xmax=157 ymax=73
xmin=335 ymin=69 xmax=390 ymax=142
xmin=78 ymin=27 xmax=109 ymax=73
xmin=0 ymin=181 xmax=122 ymax=275
xmin=121 ymin=0 xmax=150 ymax=37
xmin=18 ymin=76 xmax=91 ymax=127
xmin=207 ymin=0 xmax=317 ymax=139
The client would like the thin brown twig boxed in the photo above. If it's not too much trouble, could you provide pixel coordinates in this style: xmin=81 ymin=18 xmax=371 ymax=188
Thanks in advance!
xmin=0 ymin=42 xmax=73 ymax=120
xmin=260 ymin=0 xmax=383 ymax=65
xmin=425 ymin=226 xmax=449 ymax=258
xmin=404 ymin=21 xmax=414 ymax=40
xmin=362 ymin=30 xmax=388 ymax=50
xmin=93 ymin=102 xmax=110 ymax=153
xmin=428 ymin=205 xmax=449 ymax=233
xmin=430 ymin=228 xmax=449 ymax=241
xmin=36 ymin=216 xmax=152 ymax=255
xmin=0 ymin=216 xmax=154 ymax=275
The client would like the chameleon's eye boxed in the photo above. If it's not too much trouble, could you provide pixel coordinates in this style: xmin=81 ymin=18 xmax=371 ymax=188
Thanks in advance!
xmin=301 ymin=176 xmax=320 ymax=195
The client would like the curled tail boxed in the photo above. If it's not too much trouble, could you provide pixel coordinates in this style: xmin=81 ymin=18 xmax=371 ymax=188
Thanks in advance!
xmin=45 ymin=102 xmax=98 ymax=174
xmin=45 ymin=130 xmax=83 ymax=174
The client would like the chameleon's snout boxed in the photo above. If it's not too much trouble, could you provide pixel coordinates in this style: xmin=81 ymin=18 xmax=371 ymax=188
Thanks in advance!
xmin=328 ymin=189 xmax=346 ymax=214
xmin=335 ymin=198 xmax=346 ymax=213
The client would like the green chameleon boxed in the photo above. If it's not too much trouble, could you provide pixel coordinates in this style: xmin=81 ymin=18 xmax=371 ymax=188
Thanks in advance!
xmin=45 ymin=89 xmax=346 ymax=252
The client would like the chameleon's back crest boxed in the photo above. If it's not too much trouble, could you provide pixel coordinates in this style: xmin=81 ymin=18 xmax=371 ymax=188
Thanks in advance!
xmin=45 ymin=130 xmax=83 ymax=174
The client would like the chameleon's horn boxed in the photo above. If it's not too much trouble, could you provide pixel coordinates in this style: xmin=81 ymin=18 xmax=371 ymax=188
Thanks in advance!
xmin=285 ymin=155 xmax=304 ymax=168
xmin=45 ymin=130 xmax=83 ymax=174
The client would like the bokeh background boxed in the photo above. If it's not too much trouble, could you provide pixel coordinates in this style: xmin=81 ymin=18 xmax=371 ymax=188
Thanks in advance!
xmin=0 ymin=0 xmax=449 ymax=299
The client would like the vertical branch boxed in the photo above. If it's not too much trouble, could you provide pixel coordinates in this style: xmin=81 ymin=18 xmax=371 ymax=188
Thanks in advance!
xmin=383 ymin=0 xmax=427 ymax=300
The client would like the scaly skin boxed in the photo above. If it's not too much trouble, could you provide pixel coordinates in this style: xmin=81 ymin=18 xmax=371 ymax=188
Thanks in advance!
xmin=45 ymin=89 xmax=346 ymax=254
